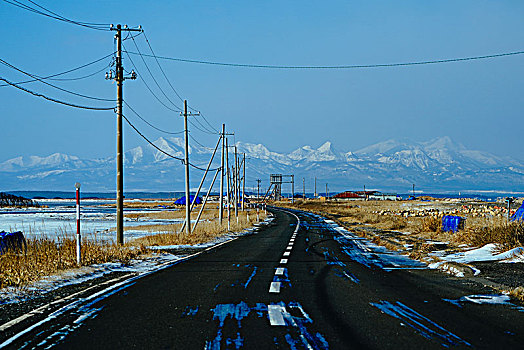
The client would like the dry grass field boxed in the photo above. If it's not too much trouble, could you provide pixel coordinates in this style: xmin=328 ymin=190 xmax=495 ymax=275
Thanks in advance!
xmin=279 ymin=199 xmax=524 ymax=257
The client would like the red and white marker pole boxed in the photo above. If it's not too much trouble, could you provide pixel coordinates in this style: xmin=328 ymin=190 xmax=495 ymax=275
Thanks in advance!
xmin=74 ymin=182 xmax=81 ymax=266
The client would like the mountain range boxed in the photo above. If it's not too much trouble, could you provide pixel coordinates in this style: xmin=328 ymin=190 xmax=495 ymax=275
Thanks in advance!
xmin=1 ymin=136 xmax=523 ymax=193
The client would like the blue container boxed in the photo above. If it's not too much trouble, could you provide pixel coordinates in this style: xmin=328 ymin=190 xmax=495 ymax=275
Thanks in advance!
xmin=441 ymin=215 xmax=465 ymax=233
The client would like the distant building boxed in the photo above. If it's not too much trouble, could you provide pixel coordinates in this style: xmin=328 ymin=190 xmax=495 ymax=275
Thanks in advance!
xmin=332 ymin=190 xmax=398 ymax=201
xmin=332 ymin=191 xmax=365 ymax=200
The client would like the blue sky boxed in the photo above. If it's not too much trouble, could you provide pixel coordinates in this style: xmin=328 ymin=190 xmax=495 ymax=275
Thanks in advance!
xmin=1 ymin=0 xmax=523 ymax=162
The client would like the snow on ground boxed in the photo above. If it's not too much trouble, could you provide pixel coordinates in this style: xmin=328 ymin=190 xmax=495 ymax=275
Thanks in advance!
xmin=430 ymin=244 xmax=524 ymax=264
xmin=0 ymin=200 xmax=184 ymax=242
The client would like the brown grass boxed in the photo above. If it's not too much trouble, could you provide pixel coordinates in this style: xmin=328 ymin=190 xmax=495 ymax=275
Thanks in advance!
xmin=509 ymin=286 xmax=524 ymax=302
xmin=1 ymin=208 xmax=265 ymax=289
xmin=132 ymin=210 xmax=266 ymax=247
xmin=0 ymin=237 xmax=144 ymax=289
xmin=278 ymin=199 xmax=524 ymax=261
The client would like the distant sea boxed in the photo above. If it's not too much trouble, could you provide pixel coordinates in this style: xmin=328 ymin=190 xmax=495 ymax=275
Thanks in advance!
xmin=5 ymin=190 xmax=522 ymax=202
xmin=5 ymin=191 xmax=185 ymax=200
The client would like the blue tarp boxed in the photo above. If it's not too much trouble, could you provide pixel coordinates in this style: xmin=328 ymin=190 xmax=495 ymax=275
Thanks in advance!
xmin=511 ymin=203 xmax=524 ymax=222
xmin=174 ymin=195 xmax=202 ymax=205
xmin=441 ymin=215 xmax=465 ymax=233
xmin=0 ymin=231 xmax=26 ymax=255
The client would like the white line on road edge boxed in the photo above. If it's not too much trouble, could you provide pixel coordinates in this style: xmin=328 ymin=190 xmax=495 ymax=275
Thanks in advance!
xmin=280 ymin=259 xmax=288 ymax=264
xmin=275 ymin=268 xmax=286 ymax=276
xmin=283 ymin=251 xmax=290 ymax=257
xmin=268 ymin=305 xmax=286 ymax=326
xmin=269 ymin=282 xmax=281 ymax=293
xmin=0 ymin=235 xmax=244 ymax=347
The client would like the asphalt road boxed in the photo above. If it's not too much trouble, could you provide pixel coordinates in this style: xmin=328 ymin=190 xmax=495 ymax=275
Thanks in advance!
xmin=3 ymin=207 xmax=524 ymax=349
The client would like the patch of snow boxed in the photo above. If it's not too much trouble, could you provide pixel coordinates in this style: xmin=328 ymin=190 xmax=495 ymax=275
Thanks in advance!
xmin=439 ymin=244 xmax=524 ymax=264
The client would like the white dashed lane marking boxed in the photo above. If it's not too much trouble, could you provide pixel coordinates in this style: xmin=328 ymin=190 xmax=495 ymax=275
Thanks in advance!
xmin=280 ymin=259 xmax=288 ymax=264
xmin=275 ymin=268 xmax=286 ymax=276
xmin=269 ymin=282 xmax=281 ymax=293
xmin=268 ymin=305 xmax=286 ymax=326
xmin=283 ymin=251 xmax=290 ymax=257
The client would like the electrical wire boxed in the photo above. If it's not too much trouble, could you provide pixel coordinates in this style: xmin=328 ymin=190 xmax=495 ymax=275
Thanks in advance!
xmin=197 ymin=112 xmax=220 ymax=134
xmin=1 ymin=76 xmax=115 ymax=110
xmin=0 ymin=52 xmax=114 ymax=87
xmin=122 ymin=44 xmax=182 ymax=113
xmin=188 ymin=118 xmax=218 ymax=135
xmin=130 ymin=35 xmax=182 ymax=110
xmin=126 ymin=49 xmax=524 ymax=69
xmin=121 ymin=113 xmax=220 ymax=171
xmin=0 ymin=57 xmax=115 ymax=102
xmin=142 ymin=32 xmax=185 ymax=104
xmin=3 ymin=0 xmax=110 ymax=31
xmin=188 ymin=133 xmax=217 ymax=151
xmin=124 ymin=101 xmax=184 ymax=135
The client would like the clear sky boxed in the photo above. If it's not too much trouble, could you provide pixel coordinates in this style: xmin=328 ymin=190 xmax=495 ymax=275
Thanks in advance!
xmin=1 ymin=0 xmax=523 ymax=162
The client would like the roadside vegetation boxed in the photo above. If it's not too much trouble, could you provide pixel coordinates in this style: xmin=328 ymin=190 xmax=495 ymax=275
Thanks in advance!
xmin=0 ymin=205 xmax=265 ymax=289
xmin=279 ymin=199 xmax=524 ymax=254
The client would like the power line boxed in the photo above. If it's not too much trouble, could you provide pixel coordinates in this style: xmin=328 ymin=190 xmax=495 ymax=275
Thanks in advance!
xmin=197 ymin=112 xmax=220 ymax=134
xmin=0 ymin=57 xmax=115 ymax=102
xmin=142 ymin=32 xmax=185 ymax=104
xmin=129 ymin=34 xmax=182 ymax=110
xmin=121 ymin=113 xmax=219 ymax=171
xmin=122 ymin=43 xmax=182 ymax=113
xmin=188 ymin=133 xmax=216 ymax=151
xmin=1 ymin=76 xmax=115 ymax=110
xmin=123 ymin=101 xmax=184 ymax=135
xmin=3 ymin=0 xmax=110 ymax=31
xmin=126 ymin=49 xmax=524 ymax=70
xmin=0 ymin=52 xmax=114 ymax=87
xmin=188 ymin=118 xmax=218 ymax=135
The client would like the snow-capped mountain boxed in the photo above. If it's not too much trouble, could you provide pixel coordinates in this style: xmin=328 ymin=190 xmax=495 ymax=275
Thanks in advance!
xmin=1 ymin=136 xmax=523 ymax=192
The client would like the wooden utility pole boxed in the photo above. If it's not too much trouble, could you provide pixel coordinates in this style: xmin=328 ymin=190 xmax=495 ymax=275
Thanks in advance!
xmin=314 ymin=177 xmax=317 ymax=198
xmin=242 ymin=153 xmax=245 ymax=211
xmin=183 ymin=100 xmax=191 ymax=234
xmin=219 ymin=124 xmax=225 ymax=225
xmin=234 ymin=146 xmax=238 ymax=219
xmin=291 ymin=175 xmax=294 ymax=204
xmin=257 ymin=179 xmax=261 ymax=200
xmin=303 ymin=178 xmax=305 ymax=200
xmin=225 ymin=138 xmax=231 ymax=229
xmin=326 ymin=183 xmax=329 ymax=199
xmin=109 ymin=24 xmax=139 ymax=245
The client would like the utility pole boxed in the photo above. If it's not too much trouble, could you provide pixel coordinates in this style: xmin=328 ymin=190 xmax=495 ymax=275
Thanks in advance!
xmin=314 ymin=177 xmax=317 ymax=198
xmin=291 ymin=175 xmax=294 ymax=204
xmin=234 ymin=146 xmax=238 ymax=219
xmin=303 ymin=178 xmax=305 ymax=200
xmin=219 ymin=124 xmax=225 ymax=225
xmin=326 ymin=183 xmax=329 ymax=200
xmin=108 ymin=24 xmax=139 ymax=245
xmin=225 ymin=138 xmax=231 ymax=230
xmin=242 ymin=153 xmax=246 ymax=211
xmin=412 ymin=184 xmax=415 ymax=199
xmin=257 ymin=179 xmax=261 ymax=200
xmin=180 ymin=100 xmax=199 ymax=234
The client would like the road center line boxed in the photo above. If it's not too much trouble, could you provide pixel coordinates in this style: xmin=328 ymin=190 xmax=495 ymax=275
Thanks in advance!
xmin=268 ymin=305 xmax=286 ymax=326
xmin=280 ymin=259 xmax=288 ymax=264
xmin=283 ymin=251 xmax=290 ymax=257
xmin=269 ymin=282 xmax=281 ymax=293
xmin=275 ymin=268 xmax=286 ymax=276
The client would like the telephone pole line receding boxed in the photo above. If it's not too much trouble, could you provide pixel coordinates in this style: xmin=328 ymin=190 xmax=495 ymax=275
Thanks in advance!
xmin=108 ymin=24 xmax=139 ymax=245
